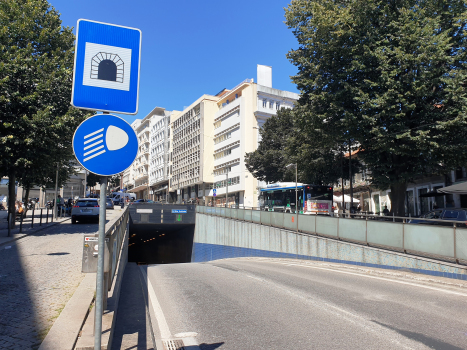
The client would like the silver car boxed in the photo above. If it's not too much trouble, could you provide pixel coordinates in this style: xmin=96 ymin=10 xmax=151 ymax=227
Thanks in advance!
xmin=71 ymin=198 xmax=100 ymax=224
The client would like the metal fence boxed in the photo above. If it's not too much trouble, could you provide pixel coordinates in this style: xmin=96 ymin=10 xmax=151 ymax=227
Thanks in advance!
xmin=196 ymin=206 xmax=467 ymax=264
xmin=82 ymin=207 xmax=129 ymax=301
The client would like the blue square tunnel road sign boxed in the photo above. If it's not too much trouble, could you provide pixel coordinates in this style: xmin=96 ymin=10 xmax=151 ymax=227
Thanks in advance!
xmin=71 ymin=19 xmax=142 ymax=115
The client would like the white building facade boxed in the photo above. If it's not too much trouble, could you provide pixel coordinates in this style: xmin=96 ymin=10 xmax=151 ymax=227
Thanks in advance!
xmin=149 ymin=107 xmax=179 ymax=201
xmin=209 ymin=65 xmax=299 ymax=207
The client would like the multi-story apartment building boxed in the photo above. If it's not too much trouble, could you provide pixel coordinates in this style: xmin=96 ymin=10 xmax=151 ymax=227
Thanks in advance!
xmin=170 ymin=95 xmax=219 ymax=203
xmin=209 ymin=65 xmax=299 ymax=207
xmin=122 ymin=119 xmax=141 ymax=193
xmin=148 ymin=107 xmax=179 ymax=201
xmin=131 ymin=117 xmax=151 ymax=199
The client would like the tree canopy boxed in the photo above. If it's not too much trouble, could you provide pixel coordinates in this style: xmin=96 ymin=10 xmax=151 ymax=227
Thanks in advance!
xmin=245 ymin=107 xmax=360 ymax=185
xmin=0 ymin=0 xmax=91 ymax=224
xmin=284 ymin=0 xmax=467 ymax=215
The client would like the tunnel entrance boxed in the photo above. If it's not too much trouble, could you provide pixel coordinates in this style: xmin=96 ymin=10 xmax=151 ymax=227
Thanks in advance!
xmin=128 ymin=224 xmax=195 ymax=264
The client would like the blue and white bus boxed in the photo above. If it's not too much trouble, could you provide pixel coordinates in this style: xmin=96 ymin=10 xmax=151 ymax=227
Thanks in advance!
xmin=259 ymin=182 xmax=333 ymax=215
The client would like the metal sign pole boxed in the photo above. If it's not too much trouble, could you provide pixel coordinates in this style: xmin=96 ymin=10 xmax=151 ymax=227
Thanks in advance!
xmin=94 ymin=176 xmax=107 ymax=349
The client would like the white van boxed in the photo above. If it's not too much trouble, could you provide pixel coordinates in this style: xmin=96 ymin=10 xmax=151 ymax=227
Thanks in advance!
xmin=112 ymin=192 xmax=136 ymax=203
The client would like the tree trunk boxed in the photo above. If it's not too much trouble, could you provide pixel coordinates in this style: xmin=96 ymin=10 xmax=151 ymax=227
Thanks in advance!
xmin=390 ymin=182 xmax=407 ymax=217
xmin=23 ymin=183 xmax=31 ymax=215
xmin=8 ymin=172 xmax=16 ymax=229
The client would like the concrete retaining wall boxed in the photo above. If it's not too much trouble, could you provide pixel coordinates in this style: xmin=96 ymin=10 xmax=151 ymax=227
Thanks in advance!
xmin=192 ymin=213 xmax=467 ymax=281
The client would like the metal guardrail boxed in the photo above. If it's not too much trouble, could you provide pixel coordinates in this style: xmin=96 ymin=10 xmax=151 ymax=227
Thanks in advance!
xmin=196 ymin=206 xmax=467 ymax=264
xmin=82 ymin=207 xmax=129 ymax=306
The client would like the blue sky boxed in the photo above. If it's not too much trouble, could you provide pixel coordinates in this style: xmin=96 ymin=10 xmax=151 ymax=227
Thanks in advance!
xmin=51 ymin=0 xmax=300 ymax=124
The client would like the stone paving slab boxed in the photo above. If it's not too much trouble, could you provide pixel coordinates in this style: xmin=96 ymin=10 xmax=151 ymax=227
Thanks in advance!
xmin=0 ymin=209 xmax=123 ymax=349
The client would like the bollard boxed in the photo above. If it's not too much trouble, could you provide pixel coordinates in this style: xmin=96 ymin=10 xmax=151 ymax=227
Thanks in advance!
xmin=19 ymin=211 xmax=24 ymax=233
xmin=31 ymin=207 xmax=35 ymax=228
xmin=46 ymin=207 xmax=49 ymax=224
xmin=40 ymin=209 xmax=43 ymax=226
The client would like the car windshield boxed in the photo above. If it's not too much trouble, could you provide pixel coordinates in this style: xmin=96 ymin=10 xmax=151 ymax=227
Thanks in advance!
xmin=106 ymin=199 xmax=112 ymax=204
xmin=423 ymin=210 xmax=443 ymax=219
xmin=443 ymin=210 xmax=460 ymax=219
xmin=75 ymin=200 xmax=98 ymax=207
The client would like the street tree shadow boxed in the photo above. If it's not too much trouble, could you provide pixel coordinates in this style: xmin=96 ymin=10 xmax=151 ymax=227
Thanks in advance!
xmin=198 ymin=343 xmax=225 ymax=350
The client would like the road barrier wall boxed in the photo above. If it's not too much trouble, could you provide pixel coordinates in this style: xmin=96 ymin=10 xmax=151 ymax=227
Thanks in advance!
xmin=193 ymin=207 xmax=467 ymax=281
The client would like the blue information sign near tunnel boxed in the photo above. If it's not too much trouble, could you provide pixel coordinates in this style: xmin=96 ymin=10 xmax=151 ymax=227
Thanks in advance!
xmin=71 ymin=19 xmax=142 ymax=115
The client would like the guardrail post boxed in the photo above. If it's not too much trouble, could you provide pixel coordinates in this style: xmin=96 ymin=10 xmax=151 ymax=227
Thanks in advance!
xmin=453 ymin=223 xmax=458 ymax=263
xmin=365 ymin=215 xmax=368 ymax=245
xmin=40 ymin=209 xmax=43 ymax=226
xmin=402 ymin=218 xmax=406 ymax=253
xmin=46 ymin=208 xmax=49 ymax=224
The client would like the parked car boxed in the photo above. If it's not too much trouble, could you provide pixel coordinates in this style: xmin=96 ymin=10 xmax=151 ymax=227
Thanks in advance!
xmin=71 ymin=198 xmax=100 ymax=224
xmin=106 ymin=198 xmax=114 ymax=209
xmin=408 ymin=208 xmax=467 ymax=226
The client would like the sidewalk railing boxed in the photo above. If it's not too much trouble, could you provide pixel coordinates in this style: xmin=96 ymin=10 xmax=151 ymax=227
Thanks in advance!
xmin=196 ymin=205 xmax=467 ymax=264
xmin=82 ymin=207 xmax=129 ymax=307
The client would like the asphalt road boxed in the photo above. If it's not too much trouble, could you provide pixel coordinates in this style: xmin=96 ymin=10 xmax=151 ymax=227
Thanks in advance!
xmin=142 ymin=258 xmax=467 ymax=350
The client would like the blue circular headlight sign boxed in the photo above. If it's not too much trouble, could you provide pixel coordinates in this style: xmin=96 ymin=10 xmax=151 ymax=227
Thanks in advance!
xmin=73 ymin=114 xmax=138 ymax=176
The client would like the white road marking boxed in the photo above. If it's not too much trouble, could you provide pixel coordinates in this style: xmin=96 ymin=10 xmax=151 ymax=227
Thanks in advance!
xmin=275 ymin=262 xmax=467 ymax=297
xmin=139 ymin=266 xmax=171 ymax=339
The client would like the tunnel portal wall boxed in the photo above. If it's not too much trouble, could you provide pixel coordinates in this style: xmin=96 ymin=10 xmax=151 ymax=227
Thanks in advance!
xmin=192 ymin=213 xmax=467 ymax=281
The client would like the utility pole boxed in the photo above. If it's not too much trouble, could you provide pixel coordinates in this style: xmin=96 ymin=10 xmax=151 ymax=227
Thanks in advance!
xmin=84 ymin=169 xmax=87 ymax=198
xmin=94 ymin=176 xmax=107 ymax=349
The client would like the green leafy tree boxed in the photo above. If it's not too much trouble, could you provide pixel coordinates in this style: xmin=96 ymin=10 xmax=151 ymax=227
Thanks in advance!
xmin=86 ymin=172 xmax=101 ymax=189
xmin=245 ymin=108 xmax=296 ymax=183
xmin=285 ymin=0 xmax=467 ymax=215
xmin=245 ymin=107 xmax=360 ymax=185
xmin=0 ymin=0 xmax=90 ymax=227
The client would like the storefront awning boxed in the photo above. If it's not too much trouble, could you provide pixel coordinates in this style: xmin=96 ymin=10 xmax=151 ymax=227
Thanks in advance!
xmin=154 ymin=186 xmax=168 ymax=193
xmin=437 ymin=181 xmax=467 ymax=195
xmin=132 ymin=184 xmax=148 ymax=192
xmin=333 ymin=194 xmax=360 ymax=203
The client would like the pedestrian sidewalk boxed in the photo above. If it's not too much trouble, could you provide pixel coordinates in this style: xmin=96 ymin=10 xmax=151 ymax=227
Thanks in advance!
xmin=0 ymin=211 xmax=70 ymax=247
xmin=0 ymin=209 xmax=124 ymax=349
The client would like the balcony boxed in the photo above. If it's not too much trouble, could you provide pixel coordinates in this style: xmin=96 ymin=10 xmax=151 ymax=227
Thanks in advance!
xmin=136 ymin=172 xmax=148 ymax=180
xmin=215 ymin=97 xmax=241 ymax=120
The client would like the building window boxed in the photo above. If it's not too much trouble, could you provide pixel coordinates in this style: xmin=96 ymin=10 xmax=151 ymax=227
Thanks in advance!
xmin=262 ymin=99 xmax=267 ymax=108
xmin=269 ymin=100 xmax=274 ymax=109
xmin=276 ymin=102 xmax=280 ymax=110
xmin=214 ymin=120 xmax=221 ymax=129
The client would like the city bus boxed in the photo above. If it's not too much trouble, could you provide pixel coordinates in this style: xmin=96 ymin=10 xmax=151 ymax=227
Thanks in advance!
xmin=259 ymin=182 xmax=333 ymax=215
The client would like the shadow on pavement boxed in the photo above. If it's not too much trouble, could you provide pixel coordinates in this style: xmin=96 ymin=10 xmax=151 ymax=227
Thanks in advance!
xmin=199 ymin=343 xmax=225 ymax=349
xmin=372 ymin=320 xmax=464 ymax=350
xmin=111 ymin=263 xmax=154 ymax=350
xmin=0 ymin=211 xmax=119 ymax=348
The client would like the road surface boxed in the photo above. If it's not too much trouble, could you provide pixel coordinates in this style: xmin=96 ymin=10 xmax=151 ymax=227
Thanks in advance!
xmin=140 ymin=258 xmax=467 ymax=350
